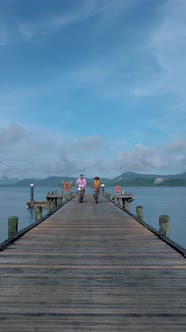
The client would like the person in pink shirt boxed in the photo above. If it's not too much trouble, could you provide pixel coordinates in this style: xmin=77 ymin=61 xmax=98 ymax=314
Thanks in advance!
xmin=76 ymin=174 xmax=87 ymax=193
xmin=76 ymin=174 xmax=87 ymax=202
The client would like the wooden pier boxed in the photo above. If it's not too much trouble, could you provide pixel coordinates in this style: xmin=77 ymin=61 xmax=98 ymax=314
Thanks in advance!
xmin=0 ymin=194 xmax=186 ymax=331
xmin=26 ymin=200 xmax=48 ymax=208
xmin=111 ymin=193 xmax=134 ymax=210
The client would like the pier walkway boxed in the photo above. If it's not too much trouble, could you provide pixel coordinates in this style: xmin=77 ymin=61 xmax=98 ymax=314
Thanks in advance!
xmin=0 ymin=194 xmax=186 ymax=331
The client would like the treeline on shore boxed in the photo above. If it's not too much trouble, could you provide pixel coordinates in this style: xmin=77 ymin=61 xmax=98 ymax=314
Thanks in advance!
xmin=1 ymin=177 xmax=186 ymax=187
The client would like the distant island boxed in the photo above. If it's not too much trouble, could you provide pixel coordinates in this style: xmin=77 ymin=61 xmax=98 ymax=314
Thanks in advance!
xmin=1 ymin=171 xmax=186 ymax=187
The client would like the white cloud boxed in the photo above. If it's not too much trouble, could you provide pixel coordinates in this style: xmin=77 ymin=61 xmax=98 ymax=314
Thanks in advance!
xmin=164 ymin=138 xmax=186 ymax=153
xmin=111 ymin=142 xmax=186 ymax=175
xmin=0 ymin=123 xmax=27 ymax=147
xmin=131 ymin=0 xmax=186 ymax=108
xmin=113 ymin=145 xmax=166 ymax=172
xmin=0 ymin=123 xmax=107 ymax=178
xmin=0 ymin=123 xmax=185 ymax=179
xmin=49 ymin=0 xmax=107 ymax=29
xmin=18 ymin=24 xmax=34 ymax=40
xmin=0 ymin=0 xmax=136 ymax=45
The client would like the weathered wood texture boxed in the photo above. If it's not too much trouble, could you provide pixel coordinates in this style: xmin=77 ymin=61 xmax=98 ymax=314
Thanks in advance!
xmin=0 ymin=194 xmax=186 ymax=331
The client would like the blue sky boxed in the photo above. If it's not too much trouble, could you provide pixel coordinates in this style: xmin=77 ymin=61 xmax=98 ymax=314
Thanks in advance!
xmin=0 ymin=0 xmax=186 ymax=179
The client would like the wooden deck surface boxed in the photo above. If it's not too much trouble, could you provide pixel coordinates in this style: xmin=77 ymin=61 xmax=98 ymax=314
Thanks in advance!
xmin=0 ymin=194 xmax=186 ymax=331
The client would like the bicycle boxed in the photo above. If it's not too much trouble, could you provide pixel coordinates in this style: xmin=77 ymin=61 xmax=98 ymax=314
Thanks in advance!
xmin=93 ymin=187 xmax=99 ymax=204
xmin=77 ymin=187 xmax=85 ymax=203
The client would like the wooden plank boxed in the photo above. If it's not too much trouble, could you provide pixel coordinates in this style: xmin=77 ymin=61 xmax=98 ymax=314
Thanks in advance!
xmin=0 ymin=194 xmax=186 ymax=331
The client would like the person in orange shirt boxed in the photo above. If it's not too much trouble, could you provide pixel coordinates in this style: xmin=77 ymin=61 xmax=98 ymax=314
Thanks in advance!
xmin=92 ymin=176 xmax=101 ymax=196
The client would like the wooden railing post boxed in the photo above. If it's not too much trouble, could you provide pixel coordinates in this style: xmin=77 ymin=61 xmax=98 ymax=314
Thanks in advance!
xmin=35 ymin=206 xmax=42 ymax=221
xmin=136 ymin=206 xmax=143 ymax=220
xmin=62 ymin=196 xmax=67 ymax=203
xmin=159 ymin=215 xmax=169 ymax=237
xmin=124 ymin=200 xmax=130 ymax=211
xmin=30 ymin=183 xmax=34 ymax=207
xmin=101 ymin=184 xmax=105 ymax=195
xmin=8 ymin=216 xmax=18 ymax=238
xmin=48 ymin=200 xmax=56 ymax=212
xmin=57 ymin=198 xmax=62 ymax=207
xmin=118 ymin=198 xmax=123 ymax=207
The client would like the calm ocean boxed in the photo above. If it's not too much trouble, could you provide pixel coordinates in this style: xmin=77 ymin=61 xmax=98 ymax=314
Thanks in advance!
xmin=0 ymin=185 xmax=185 ymax=249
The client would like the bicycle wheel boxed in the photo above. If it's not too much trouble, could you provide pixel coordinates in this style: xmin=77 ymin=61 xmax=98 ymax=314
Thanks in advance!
xmin=94 ymin=191 xmax=98 ymax=203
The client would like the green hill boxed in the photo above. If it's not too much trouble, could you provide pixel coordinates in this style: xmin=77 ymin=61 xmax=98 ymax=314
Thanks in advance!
xmin=1 ymin=172 xmax=186 ymax=187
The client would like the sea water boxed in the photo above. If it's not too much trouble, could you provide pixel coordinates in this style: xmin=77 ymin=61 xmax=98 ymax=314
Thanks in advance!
xmin=0 ymin=186 xmax=185 ymax=249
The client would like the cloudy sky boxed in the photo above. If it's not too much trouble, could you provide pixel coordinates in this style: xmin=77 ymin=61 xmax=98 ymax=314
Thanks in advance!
xmin=0 ymin=0 xmax=186 ymax=179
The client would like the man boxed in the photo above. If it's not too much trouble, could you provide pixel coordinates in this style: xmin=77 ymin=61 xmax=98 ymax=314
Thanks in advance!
xmin=76 ymin=174 xmax=87 ymax=194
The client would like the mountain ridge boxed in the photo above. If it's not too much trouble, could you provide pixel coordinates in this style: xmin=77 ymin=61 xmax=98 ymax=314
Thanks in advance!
xmin=1 ymin=172 xmax=186 ymax=186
